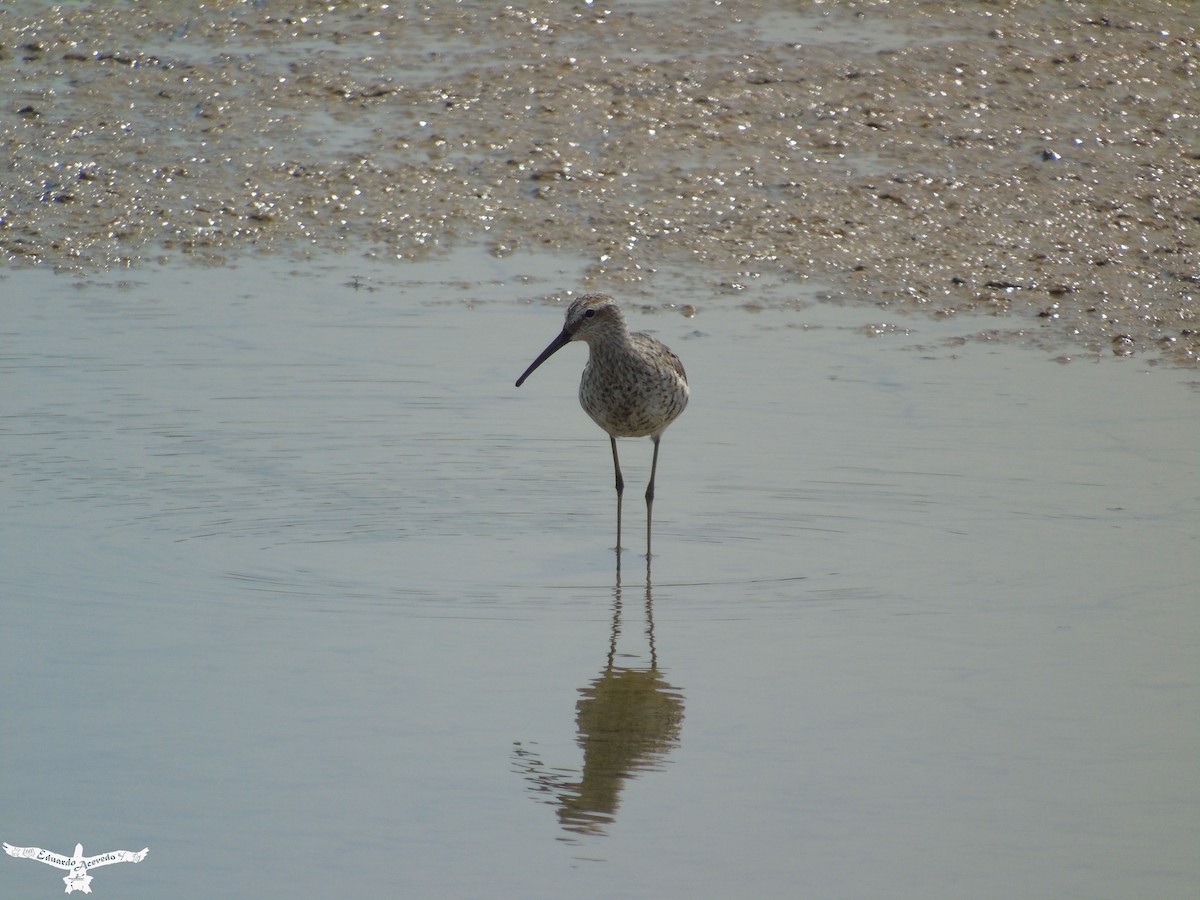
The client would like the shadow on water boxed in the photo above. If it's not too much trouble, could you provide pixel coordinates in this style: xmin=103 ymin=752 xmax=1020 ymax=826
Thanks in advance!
xmin=513 ymin=553 xmax=685 ymax=840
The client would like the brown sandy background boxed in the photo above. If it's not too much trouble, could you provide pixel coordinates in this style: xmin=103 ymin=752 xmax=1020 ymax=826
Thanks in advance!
xmin=2 ymin=0 xmax=1197 ymax=364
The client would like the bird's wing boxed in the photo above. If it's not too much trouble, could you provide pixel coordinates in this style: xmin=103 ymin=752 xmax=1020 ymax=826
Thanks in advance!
xmin=2 ymin=844 xmax=71 ymax=869
xmin=82 ymin=848 xmax=149 ymax=868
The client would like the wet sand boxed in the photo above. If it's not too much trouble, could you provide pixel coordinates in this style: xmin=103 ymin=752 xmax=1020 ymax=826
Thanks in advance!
xmin=3 ymin=0 xmax=1197 ymax=365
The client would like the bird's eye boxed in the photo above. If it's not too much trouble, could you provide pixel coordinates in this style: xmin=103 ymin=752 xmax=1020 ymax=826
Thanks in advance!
xmin=583 ymin=309 xmax=596 ymax=318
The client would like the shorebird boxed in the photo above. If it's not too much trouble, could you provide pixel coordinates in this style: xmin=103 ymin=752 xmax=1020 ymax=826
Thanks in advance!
xmin=515 ymin=293 xmax=689 ymax=555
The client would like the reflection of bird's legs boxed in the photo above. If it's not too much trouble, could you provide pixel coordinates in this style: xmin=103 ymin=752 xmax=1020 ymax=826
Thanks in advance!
xmin=644 ymin=553 xmax=656 ymax=669
xmin=608 ymin=557 xmax=623 ymax=670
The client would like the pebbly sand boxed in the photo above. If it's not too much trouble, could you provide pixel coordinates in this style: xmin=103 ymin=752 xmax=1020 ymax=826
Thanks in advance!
xmin=2 ymin=0 xmax=1197 ymax=365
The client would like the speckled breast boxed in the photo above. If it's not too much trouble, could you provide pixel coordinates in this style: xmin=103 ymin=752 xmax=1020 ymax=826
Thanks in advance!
xmin=578 ymin=335 xmax=689 ymax=439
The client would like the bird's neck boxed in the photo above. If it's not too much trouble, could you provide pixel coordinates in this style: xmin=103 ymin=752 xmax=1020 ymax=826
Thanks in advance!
xmin=584 ymin=331 xmax=636 ymax=363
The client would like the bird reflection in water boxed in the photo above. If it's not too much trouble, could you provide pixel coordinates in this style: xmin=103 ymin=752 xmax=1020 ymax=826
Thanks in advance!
xmin=514 ymin=555 xmax=685 ymax=837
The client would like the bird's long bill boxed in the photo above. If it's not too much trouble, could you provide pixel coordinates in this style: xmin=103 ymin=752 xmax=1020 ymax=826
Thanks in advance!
xmin=515 ymin=328 xmax=571 ymax=387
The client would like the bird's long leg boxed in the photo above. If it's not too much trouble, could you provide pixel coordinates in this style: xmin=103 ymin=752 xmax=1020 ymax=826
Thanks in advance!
xmin=611 ymin=435 xmax=625 ymax=494
xmin=645 ymin=435 xmax=661 ymax=558
xmin=611 ymin=436 xmax=624 ymax=555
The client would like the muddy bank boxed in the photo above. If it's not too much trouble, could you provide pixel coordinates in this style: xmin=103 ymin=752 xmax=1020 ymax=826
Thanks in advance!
xmin=1 ymin=0 xmax=1196 ymax=364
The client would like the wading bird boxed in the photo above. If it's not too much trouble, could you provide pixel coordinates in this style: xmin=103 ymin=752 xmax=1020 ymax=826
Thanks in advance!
xmin=516 ymin=294 xmax=688 ymax=555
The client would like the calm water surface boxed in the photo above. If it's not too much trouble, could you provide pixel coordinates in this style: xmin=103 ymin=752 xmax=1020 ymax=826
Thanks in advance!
xmin=2 ymin=253 xmax=1197 ymax=898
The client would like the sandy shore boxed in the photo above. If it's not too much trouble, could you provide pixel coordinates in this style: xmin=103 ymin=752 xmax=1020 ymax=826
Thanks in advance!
xmin=2 ymin=0 xmax=1196 ymax=364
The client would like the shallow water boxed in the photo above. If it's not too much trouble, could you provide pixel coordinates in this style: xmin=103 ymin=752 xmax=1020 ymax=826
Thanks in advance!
xmin=2 ymin=251 xmax=1197 ymax=898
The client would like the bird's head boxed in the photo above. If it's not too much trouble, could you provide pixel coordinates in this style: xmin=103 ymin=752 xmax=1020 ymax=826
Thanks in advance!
xmin=516 ymin=293 xmax=627 ymax=387
xmin=561 ymin=294 xmax=626 ymax=343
